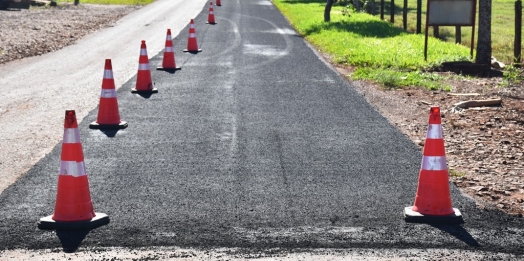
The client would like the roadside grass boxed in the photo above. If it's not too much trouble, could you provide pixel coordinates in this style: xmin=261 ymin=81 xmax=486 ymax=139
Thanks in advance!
xmin=384 ymin=0 xmax=519 ymax=65
xmin=58 ymin=0 xmax=153 ymax=5
xmin=273 ymin=0 xmax=522 ymax=90
xmin=274 ymin=0 xmax=470 ymax=90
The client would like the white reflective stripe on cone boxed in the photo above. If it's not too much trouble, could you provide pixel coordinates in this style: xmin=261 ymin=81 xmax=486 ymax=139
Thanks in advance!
xmin=103 ymin=69 xmax=113 ymax=79
xmin=189 ymin=33 xmax=196 ymax=38
xmin=167 ymin=36 xmax=172 ymax=41
xmin=62 ymin=128 xmax=80 ymax=144
xmin=165 ymin=47 xmax=174 ymax=52
xmin=140 ymin=49 xmax=148 ymax=56
xmin=60 ymin=161 xmax=87 ymax=177
xmin=426 ymin=124 xmax=443 ymax=139
xmin=101 ymin=89 xmax=117 ymax=98
xmin=190 ymin=24 xmax=195 ymax=28
xmin=138 ymin=63 xmax=150 ymax=70
xmin=210 ymin=11 xmax=214 ymax=14
xmin=421 ymin=156 xmax=447 ymax=171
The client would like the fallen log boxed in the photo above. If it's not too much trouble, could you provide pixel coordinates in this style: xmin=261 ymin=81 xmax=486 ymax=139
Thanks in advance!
xmin=453 ymin=98 xmax=502 ymax=109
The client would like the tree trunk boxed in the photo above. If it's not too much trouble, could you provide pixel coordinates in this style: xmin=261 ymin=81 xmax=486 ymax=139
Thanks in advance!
xmin=325 ymin=0 xmax=335 ymax=22
xmin=475 ymin=0 xmax=492 ymax=65
xmin=369 ymin=0 xmax=376 ymax=14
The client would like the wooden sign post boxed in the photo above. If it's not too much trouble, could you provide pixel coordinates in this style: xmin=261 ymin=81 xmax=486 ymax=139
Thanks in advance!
xmin=424 ymin=0 xmax=477 ymax=60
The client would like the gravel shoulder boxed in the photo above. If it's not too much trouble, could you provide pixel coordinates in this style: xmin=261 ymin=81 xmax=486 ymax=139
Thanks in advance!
xmin=0 ymin=3 xmax=140 ymax=64
xmin=2 ymin=246 xmax=521 ymax=260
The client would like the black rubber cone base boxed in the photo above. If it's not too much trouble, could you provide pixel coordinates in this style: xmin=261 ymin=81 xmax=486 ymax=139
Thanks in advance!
xmin=89 ymin=121 xmax=128 ymax=130
xmin=404 ymin=207 xmax=464 ymax=224
xmin=206 ymin=22 xmax=217 ymax=24
xmin=156 ymin=66 xmax=181 ymax=72
xmin=38 ymin=212 xmax=110 ymax=230
xmin=183 ymin=49 xmax=202 ymax=53
xmin=131 ymin=88 xmax=158 ymax=94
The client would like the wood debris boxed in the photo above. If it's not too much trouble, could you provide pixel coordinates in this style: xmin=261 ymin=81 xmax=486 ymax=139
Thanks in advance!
xmin=447 ymin=93 xmax=480 ymax=96
xmin=453 ymin=98 xmax=502 ymax=109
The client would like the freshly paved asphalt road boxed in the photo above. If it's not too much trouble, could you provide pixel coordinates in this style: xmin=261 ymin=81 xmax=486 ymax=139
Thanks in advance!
xmin=0 ymin=0 xmax=523 ymax=257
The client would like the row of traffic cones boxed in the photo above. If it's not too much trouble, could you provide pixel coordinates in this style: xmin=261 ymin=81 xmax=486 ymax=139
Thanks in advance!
xmin=134 ymin=1 xmax=218 ymax=91
xmin=90 ymin=16 xmax=210 ymax=128
xmin=38 ymin=6 xmax=224 ymax=229
xmin=134 ymin=16 xmax=208 ymax=93
xmin=37 ymin=0 xmax=463 ymax=231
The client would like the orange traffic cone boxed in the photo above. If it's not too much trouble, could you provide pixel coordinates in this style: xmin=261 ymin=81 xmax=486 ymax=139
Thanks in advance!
xmin=90 ymin=59 xmax=128 ymax=129
xmin=216 ymin=0 xmax=221 ymax=6
xmin=183 ymin=19 xmax=202 ymax=53
xmin=38 ymin=110 xmax=109 ymax=230
xmin=206 ymin=2 xmax=216 ymax=24
xmin=131 ymin=40 xmax=157 ymax=94
xmin=404 ymin=106 xmax=463 ymax=224
xmin=157 ymin=29 xmax=181 ymax=72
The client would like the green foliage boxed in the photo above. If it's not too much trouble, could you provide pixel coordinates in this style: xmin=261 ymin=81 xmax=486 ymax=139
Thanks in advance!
xmin=449 ymin=169 xmax=466 ymax=178
xmin=501 ymin=65 xmax=524 ymax=87
xmin=341 ymin=4 xmax=353 ymax=17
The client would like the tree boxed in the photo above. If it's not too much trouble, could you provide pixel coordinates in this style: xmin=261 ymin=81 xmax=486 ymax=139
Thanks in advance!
xmin=475 ymin=0 xmax=492 ymax=66
xmin=324 ymin=0 xmax=336 ymax=22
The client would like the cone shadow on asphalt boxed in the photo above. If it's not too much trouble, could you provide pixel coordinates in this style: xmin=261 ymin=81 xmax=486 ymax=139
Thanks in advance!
xmin=100 ymin=129 xmax=119 ymax=137
xmin=430 ymin=224 xmax=480 ymax=247
xmin=55 ymin=229 xmax=90 ymax=253
xmin=156 ymin=68 xmax=181 ymax=74
xmin=183 ymin=49 xmax=202 ymax=54
xmin=135 ymin=92 xmax=154 ymax=99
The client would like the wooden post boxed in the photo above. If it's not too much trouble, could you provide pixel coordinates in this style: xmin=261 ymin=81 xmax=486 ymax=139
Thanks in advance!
xmin=455 ymin=26 xmax=462 ymax=44
xmin=417 ymin=0 xmax=422 ymax=33
xmin=515 ymin=0 xmax=522 ymax=64
xmin=390 ymin=0 xmax=395 ymax=23
xmin=403 ymin=0 xmax=408 ymax=30
xmin=433 ymin=26 xmax=439 ymax=38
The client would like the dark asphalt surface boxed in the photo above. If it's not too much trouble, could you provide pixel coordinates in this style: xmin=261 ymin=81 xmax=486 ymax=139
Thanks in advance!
xmin=1 ymin=0 xmax=523 ymax=256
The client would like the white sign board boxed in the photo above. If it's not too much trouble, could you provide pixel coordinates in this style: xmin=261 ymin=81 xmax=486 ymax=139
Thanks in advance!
xmin=424 ymin=0 xmax=476 ymax=60
xmin=427 ymin=0 xmax=475 ymax=26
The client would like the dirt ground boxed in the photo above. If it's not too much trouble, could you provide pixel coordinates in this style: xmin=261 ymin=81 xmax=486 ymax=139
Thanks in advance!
xmin=334 ymin=64 xmax=524 ymax=217
xmin=1 ymin=3 xmax=523 ymax=217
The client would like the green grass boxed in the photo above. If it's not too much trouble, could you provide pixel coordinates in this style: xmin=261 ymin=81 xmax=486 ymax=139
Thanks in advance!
xmin=449 ymin=168 xmax=466 ymax=178
xmin=274 ymin=0 xmax=472 ymax=89
xmin=385 ymin=0 xmax=520 ymax=65
xmin=59 ymin=0 xmax=153 ymax=5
